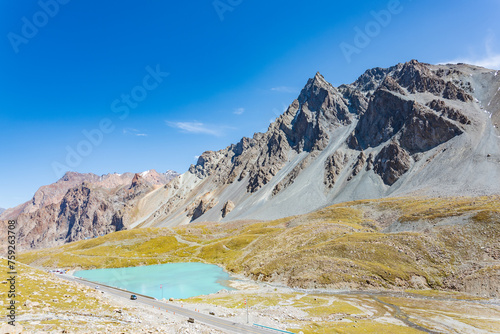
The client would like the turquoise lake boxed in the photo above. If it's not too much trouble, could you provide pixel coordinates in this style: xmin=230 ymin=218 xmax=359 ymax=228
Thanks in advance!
xmin=74 ymin=262 xmax=234 ymax=299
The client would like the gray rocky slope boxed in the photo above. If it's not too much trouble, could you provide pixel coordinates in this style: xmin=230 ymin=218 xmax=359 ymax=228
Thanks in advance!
xmin=135 ymin=60 xmax=500 ymax=228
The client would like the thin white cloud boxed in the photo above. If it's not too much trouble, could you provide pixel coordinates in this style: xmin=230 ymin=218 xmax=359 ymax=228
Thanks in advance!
xmin=167 ymin=121 xmax=223 ymax=136
xmin=441 ymin=32 xmax=500 ymax=70
xmin=271 ymin=86 xmax=298 ymax=93
xmin=444 ymin=54 xmax=500 ymax=70
xmin=233 ymin=107 xmax=245 ymax=115
xmin=123 ymin=128 xmax=148 ymax=137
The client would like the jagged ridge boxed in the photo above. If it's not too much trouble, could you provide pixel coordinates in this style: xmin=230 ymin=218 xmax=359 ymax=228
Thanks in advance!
xmin=0 ymin=170 xmax=178 ymax=251
xmin=141 ymin=60 xmax=500 ymax=227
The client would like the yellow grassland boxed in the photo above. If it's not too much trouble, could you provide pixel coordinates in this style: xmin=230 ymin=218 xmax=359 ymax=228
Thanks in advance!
xmin=13 ymin=195 xmax=500 ymax=333
xmin=19 ymin=196 xmax=500 ymax=291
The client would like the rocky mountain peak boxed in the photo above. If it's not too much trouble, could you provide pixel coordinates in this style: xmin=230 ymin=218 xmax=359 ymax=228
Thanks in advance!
xmin=350 ymin=59 xmax=473 ymax=104
xmin=148 ymin=61 xmax=500 ymax=227
xmin=186 ymin=61 xmax=483 ymax=198
xmin=59 ymin=171 xmax=90 ymax=183
xmin=279 ymin=72 xmax=355 ymax=152
xmin=352 ymin=66 xmax=392 ymax=92
xmin=130 ymin=173 xmax=143 ymax=188
xmin=310 ymin=71 xmax=331 ymax=90
xmin=60 ymin=171 xmax=77 ymax=182
xmin=395 ymin=59 xmax=444 ymax=94
xmin=298 ymin=71 xmax=335 ymax=106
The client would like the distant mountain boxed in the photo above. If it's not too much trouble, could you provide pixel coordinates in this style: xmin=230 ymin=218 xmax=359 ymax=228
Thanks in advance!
xmin=0 ymin=170 xmax=178 ymax=250
xmin=136 ymin=60 xmax=500 ymax=227
xmin=0 ymin=208 xmax=4 ymax=215
xmin=0 ymin=170 xmax=178 ymax=221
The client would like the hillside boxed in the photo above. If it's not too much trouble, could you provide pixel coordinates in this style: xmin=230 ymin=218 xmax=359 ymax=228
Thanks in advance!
xmin=0 ymin=170 xmax=178 ymax=221
xmin=130 ymin=60 xmax=500 ymax=228
xmin=5 ymin=263 xmax=499 ymax=334
xmin=20 ymin=195 xmax=500 ymax=298
xmin=0 ymin=170 xmax=178 ymax=251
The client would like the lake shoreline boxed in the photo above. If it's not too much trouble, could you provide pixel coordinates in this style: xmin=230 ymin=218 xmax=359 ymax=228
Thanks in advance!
xmin=72 ymin=262 xmax=236 ymax=300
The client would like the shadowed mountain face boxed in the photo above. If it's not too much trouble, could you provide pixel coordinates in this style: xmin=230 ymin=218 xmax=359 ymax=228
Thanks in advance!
xmin=0 ymin=170 xmax=178 ymax=251
xmin=139 ymin=60 xmax=500 ymax=227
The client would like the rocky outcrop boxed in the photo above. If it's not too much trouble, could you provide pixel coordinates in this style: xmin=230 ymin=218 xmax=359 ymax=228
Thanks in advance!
xmin=398 ymin=104 xmax=463 ymax=153
xmin=351 ymin=66 xmax=392 ymax=92
xmin=463 ymin=268 xmax=500 ymax=298
xmin=14 ymin=184 xmax=126 ymax=250
xmin=348 ymin=66 xmax=471 ymax=158
xmin=426 ymin=99 xmax=471 ymax=125
xmin=380 ymin=76 xmax=407 ymax=95
xmin=348 ymin=89 xmax=415 ymax=149
xmin=221 ymin=200 xmax=235 ymax=218
xmin=324 ymin=151 xmax=349 ymax=188
xmin=130 ymin=173 xmax=142 ymax=188
xmin=187 ymin=193 xmax=218 ymax=222
xmin=373 ymin=143 xmax=411 ymax=185
xmin=365 ymin=153 xmax=374 ymax=171
xmin=347 ymin=152 xmax=367 ymax=181
xmin=395 ymin=60 xmax=447 ymax=95
xmin=286 ymin=72 xmax=352 ymax=150
xmin=393 ymin=59 xmax=473 ymax=102
xmin=349 ymin=90 xmax=466 ymax=153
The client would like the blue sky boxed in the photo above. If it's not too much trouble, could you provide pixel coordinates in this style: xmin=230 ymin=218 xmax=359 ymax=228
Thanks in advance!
xmin=1 ymin=0 xmax=500 ymax=209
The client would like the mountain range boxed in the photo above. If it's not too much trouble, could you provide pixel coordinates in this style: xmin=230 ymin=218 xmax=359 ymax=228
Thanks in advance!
xmin=0 ymin=170 xmax=178 ymax=250
xmin=132 ymin=60 xmax=500 ymax=227
xmin=2 ymin=60 xmax=500 ymax=251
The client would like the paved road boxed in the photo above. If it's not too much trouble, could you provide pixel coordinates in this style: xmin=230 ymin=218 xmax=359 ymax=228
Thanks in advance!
xmin=58 ymin=274 xmax=284 ymax=334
